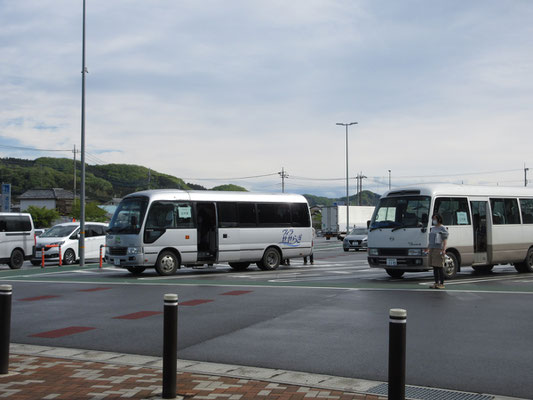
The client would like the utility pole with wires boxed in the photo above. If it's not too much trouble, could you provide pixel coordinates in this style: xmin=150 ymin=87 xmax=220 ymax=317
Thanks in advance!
xmin=525 ymin=163 xmax=529 ymax=187
xmin=388 ymin=170 xmax=391 ymax=190
xmin=279 ymin=167 xmax=289 ymax=193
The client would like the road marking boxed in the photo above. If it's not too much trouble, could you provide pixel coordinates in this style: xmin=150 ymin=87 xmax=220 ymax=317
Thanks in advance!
xmin=419 ymin=274 xmax=533 ymax=286
xmin=180 ymin=299 xmax=214 ymax=306
xmin=30 ymin=326 xmax=96 ymax=338
xmin=19 ymin=295 xmax=59 ymax=301
xmin=113 ymin=311 xmax=162 ymax=320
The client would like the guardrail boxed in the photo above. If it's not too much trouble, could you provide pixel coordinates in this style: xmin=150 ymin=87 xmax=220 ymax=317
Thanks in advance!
xmin=40 ymin=244 xmax=62 ymax=268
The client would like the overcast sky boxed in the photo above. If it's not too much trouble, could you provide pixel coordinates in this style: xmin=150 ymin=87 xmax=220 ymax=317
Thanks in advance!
xmin=1 ymin=0 xmax=533 ymax=197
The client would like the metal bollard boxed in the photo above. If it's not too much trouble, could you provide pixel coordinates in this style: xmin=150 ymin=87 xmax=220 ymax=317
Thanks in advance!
xmin=388 ymin=308 xmax=407 ymax=400
xmin=0 ymin=285 xmax=12 ymax=374
xmin=162 ymin=294 xmax=178 ymax=399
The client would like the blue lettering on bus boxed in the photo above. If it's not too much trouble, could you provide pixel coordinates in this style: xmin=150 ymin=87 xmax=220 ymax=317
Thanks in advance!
xmin=280 ymin=229 xmax=302 ymax=247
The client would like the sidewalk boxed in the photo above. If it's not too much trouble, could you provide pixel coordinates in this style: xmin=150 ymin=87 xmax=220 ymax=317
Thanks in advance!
xmin=0 ymin=344 xmax=522 ymax=400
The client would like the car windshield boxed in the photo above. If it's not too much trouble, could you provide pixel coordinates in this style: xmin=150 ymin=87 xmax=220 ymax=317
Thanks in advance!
xmin=40 ymin=225 xmax=77 ymax=238
xmin=349 ymin=228 xmax=368 ymax=235
xmin=108 ymin=197 xmax=148 ymax=235
xmin=370 ymin=196 xmax=430 ymax=230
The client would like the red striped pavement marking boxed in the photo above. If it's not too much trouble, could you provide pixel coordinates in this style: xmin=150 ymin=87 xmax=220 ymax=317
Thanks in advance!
xmin=79 ymin=287 xmax=112 ymax=292
xmin=180 ymin=299 xmax=214 ymax=306
xmin=19 ymin=295 xmax=60 ymax=302
xmin=30 ymin=326 xmax=96 ymax=338
xmin=113 ymin=311 xmax=162 ymax=320
xmin=220 ymin=290 xmax=253 ymax=296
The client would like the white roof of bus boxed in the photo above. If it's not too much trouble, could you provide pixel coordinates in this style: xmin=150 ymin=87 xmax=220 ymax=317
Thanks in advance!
xmin=123 ymin=189 xmax=309 ymax=204
xmin=383 ymin=184 xmax=533 ymax=198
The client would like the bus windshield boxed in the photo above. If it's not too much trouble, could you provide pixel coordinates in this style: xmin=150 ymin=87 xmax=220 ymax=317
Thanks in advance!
xmin=370 ymin=196 xmax=430 ymax=230
xmin=108 ymin=197 xmax=148 ymax=235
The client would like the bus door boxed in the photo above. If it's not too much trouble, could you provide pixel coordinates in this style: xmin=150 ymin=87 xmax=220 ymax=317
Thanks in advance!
xmin=196 ymin=202 xmax=218 ymax=262
xmin=471 ymin=200 xmax=489 ymax=264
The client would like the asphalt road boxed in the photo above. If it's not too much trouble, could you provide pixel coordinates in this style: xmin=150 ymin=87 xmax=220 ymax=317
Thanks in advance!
xmin=2 ymin=238 xmax=533 ymax=398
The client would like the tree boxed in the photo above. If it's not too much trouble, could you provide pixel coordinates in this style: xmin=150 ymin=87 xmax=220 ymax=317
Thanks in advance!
xmin=69 ymin=200 xmax=109 ymax=222
xmin=211 ymin=184 xmax=247 ymax=191
xmin=26 ymin=206 xmax=60 ymax=228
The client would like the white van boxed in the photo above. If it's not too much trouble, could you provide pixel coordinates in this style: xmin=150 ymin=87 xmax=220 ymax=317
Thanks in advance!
xmin=0 ymin=212 xmax=35 ymax=269
xmin=33 ymin=222 xmax=107 ymax=265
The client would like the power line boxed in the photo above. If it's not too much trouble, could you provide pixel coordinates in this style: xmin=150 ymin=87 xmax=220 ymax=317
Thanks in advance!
xmin=0 ymin=144 xmax=71 ymax=152
xmin=182 ymin=172 xmax=279 ymax=181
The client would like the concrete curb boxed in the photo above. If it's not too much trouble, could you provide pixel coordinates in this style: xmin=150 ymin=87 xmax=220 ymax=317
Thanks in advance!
xmin=10 ymin=343 xmax=524 ymax=400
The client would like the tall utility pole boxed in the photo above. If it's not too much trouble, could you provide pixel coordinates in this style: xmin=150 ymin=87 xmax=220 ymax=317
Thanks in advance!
xmin=79 ymin=0 xmax=87 ymax=266
xmin=73 ymin=145 xmax=80 ymax=201
xmin=356 ymin=172 xmax=367 ymax=206
xmin=388 ymin=169 xmax=391 ymax=190
xmin=336 ymin=122 xmax=358 ymax=232
xmin=279 ymin=167 xmax=288 ymax=193
xmin=525 ymin=163 xmax=529 ymax=187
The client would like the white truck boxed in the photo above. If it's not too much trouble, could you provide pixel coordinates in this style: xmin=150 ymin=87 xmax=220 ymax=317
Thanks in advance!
xmin=321 ymin=205 xmax=375 ymax=240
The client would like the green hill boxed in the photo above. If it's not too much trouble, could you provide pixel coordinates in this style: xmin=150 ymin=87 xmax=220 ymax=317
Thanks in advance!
xmin=0 ymin=157 xmax=379 ymax=206
xmin=303 ymin=191 xmax=380 ymax=207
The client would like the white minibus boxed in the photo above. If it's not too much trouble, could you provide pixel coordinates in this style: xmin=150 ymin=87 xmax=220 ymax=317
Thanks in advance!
xmin=0 ymin=212 xmax=35 ymax=269
xmin=367 ymin=184 xmax=533 ymax=279
xmin=105 ymin=190 xmax=313 ymax=275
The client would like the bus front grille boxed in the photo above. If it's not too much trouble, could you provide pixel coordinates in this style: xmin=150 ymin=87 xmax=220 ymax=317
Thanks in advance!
xmin=108 ymin=247 xmax=128 ymax=256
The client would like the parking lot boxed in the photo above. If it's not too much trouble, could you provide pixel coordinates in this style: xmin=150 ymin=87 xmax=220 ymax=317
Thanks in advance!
xmin=1 ymin=238 xmax=533 ymax=398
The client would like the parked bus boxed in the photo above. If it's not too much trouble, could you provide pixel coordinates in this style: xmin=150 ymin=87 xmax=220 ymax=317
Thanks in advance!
xmin=367 ymin=184 xmax=533 ymax=279
xmin=106 ymin=190 xmax=313 ymax=275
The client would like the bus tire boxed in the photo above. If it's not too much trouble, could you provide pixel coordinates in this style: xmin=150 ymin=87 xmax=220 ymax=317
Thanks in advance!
xmin=515 ymin=248 xmax=533 ymax=273
xmin=443 ymin=252 xmax=459 ymax=279
xmin=229 ymin=262 xmax=250 ymax=271
xmin=472 ymin=265 xmax=494 ymax=274
xmin=257 ymin=248 xmax=281 ymax=271
xmin=127 ymin=266 xmax=146 ymax=275
xmin=155 ymin=251 xmax=179 ymax=276
xmin=386 ymin=269 xmax=404 ymax=278
xmin=8 ymin=249 xmax=24 ymax=269
xmin=63 ymin=249 xmax=76 ymax=265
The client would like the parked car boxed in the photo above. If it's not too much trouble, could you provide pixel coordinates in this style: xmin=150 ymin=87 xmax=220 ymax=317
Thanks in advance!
xmin=32 ymin=222 xmax=107 ymax=265
xmin=343 ymin=227 xmax=368 ymax=252
xmin=0 ymin=212 xmax=35 ymax=269
xmin=34 ymin=228 xmax=46 ymax=237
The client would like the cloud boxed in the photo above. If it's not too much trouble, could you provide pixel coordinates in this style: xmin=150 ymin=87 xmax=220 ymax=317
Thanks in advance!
xmin=1 ymin=0 xmax=533 ymax=197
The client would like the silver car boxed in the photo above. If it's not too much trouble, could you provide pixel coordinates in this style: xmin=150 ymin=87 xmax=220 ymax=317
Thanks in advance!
xmin=343 ymin=227 xmax=368 ymax=252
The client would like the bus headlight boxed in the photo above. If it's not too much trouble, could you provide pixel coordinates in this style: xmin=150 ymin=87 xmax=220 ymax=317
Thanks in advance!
xmin=408 ymin=249 xmax=422 ymax=256
xmin=127 ymin=247 xmax=142 ymax=255
xmin=368 ymin=248 xmax=378 ymax=256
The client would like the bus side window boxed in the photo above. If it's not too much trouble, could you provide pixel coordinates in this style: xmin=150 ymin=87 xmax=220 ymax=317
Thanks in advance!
xmin=238 ymin=203 xmax=257 ymax=227
xmin=217 ymin=203 xmax=238 ymax=228
xmin=291 ymin=203 xmax=311 ymax=227
xmin=520 ymin=199 xmax=533 ymax=224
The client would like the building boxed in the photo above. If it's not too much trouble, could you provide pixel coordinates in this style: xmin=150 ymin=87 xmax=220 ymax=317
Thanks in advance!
xmin=19 ymin=188 xmax=74 ymax=214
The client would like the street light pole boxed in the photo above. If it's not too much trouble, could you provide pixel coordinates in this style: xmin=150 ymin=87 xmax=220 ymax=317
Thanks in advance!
xmin=388 ymin=169 xmax=391 ymax=190
xmin=79 ymin=0 xmax=87 ymax=266
xmin=336 ymin=122 xmax=358 ymax=233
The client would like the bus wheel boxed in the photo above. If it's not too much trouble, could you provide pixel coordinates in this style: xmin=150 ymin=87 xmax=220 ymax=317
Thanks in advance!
xmin=229 ymin=262 xmax=250 ymax=271
xmin=515 ymin=248 xmax=533 ymax=273
xmin=257 ymin=248 xmax=281 ymax=271
xmin=443 ymin=252 xmax=458 ymax=279
xmin=155 ymin=251 xmax=179 ymax=276
xmin=63 ymin=249 xmax=76 ymax=265
xmin=127 ymin=266 xmax=146 ymax=275
xmin=472 ymin=265 xmax=494 ymax=274
xmin=386 ymin=269 xmax=404 ymax=278
xmin=8 ymin=249 xmax=24 ymax=269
